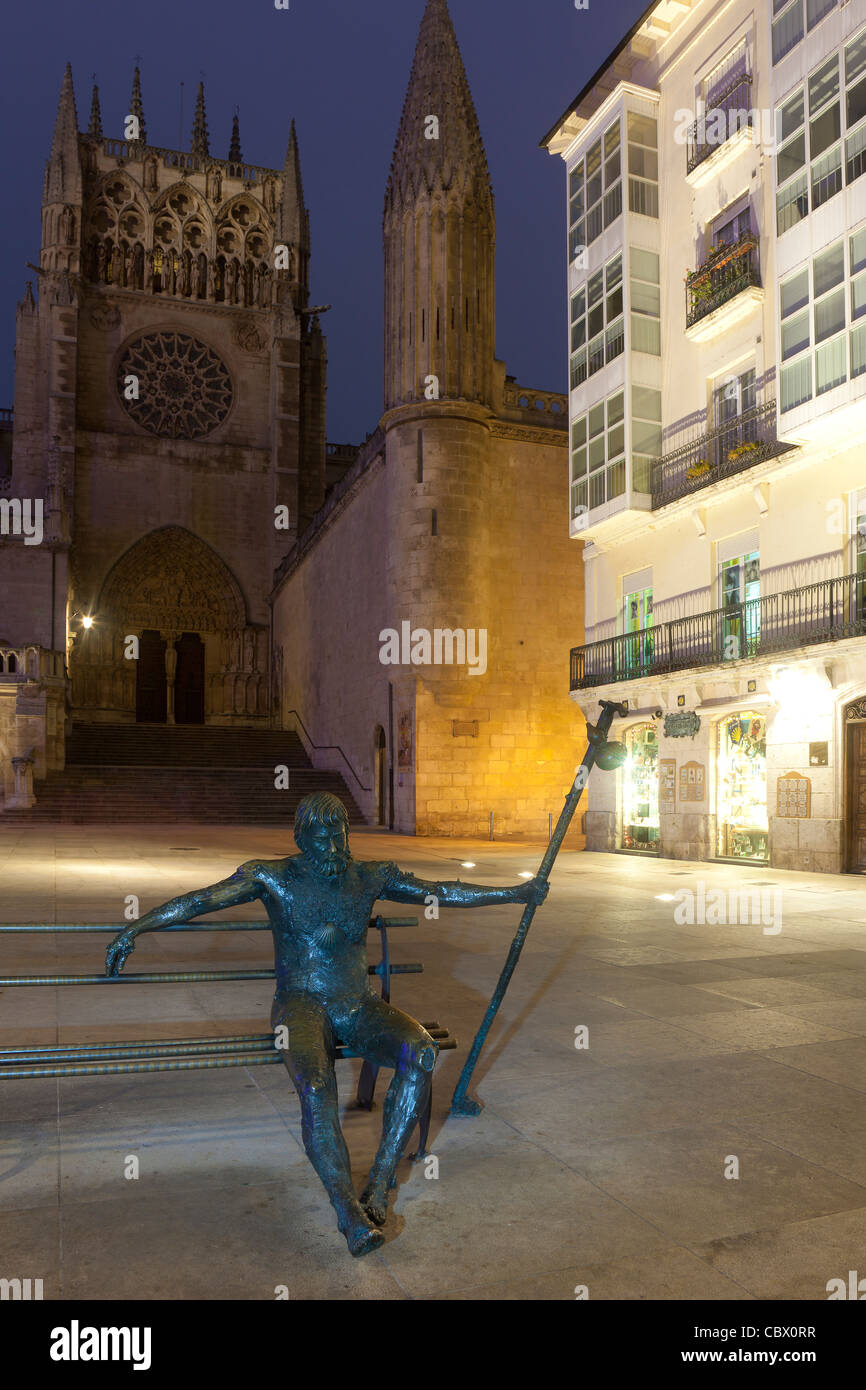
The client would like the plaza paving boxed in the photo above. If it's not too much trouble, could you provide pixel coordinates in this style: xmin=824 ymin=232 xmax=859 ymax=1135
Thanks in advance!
xmin=1 ymin=821 xmax=866 ymax=1300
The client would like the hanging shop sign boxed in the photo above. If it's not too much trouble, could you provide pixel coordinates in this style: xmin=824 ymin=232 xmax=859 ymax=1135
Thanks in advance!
xmin=777 ymin=772 xmax=811 ymax=818
xmin=679 ymin=760 xmax=705 ymax=802
xmin=664 ymin=711 xmax=700 ymax=739
xmin=659 ymin=758 xmax=676 ymax=812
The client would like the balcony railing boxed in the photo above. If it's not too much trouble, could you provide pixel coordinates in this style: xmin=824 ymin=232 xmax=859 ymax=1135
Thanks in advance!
xmin=686 ymin=74 xmax=754 ymax=175
xmin=570 ymin=571 xmax=866 ymax=690
xmin=685 ymin=231 xmax=760 ymax=329
xmin=651 ymin=400 xmax=792 ymax=509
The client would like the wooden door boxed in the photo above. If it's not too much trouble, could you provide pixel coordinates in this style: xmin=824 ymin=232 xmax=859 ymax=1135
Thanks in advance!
xmin=135 ymin=630 xmax=167 ymax=723
xmin=174 ymin=633 xmax=205 ymax=725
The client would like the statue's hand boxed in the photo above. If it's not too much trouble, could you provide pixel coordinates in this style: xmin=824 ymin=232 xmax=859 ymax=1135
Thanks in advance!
xmin=517 ymin=876 xmax=549 ymax=908
xmin=106 ymin=928 xmax=138 ymax=976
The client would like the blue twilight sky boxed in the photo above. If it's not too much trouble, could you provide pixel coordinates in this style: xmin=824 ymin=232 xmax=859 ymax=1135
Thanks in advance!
xmin=0 ymin=0 xmax=648 ymax=444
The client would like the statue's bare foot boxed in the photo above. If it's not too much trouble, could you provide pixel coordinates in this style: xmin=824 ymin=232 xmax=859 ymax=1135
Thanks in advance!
xmin=337 ymin=1202 xmax=385 ymax=1257
xmin=360 ymin=1176 xmax=391 ymax=1227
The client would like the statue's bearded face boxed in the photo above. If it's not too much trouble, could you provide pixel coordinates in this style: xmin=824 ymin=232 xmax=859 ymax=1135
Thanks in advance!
xmin=299 ymin=820 xmax=350 ymax=877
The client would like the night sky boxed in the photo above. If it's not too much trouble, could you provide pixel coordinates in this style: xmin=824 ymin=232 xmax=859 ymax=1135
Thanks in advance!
xmin=0 ymin=0 xmax=648 ymax=444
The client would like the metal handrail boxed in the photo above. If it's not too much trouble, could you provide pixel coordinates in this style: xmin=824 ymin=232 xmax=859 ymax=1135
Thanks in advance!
xmin=570 ymin=569 xmax=866 ymax=690
xmin=284 ymin=708 xmax=371 ymax=791
xmin=686 ymin=73 xmax=754 ymax=174
xmin=651 ymin=400 xmax=793 ymax=509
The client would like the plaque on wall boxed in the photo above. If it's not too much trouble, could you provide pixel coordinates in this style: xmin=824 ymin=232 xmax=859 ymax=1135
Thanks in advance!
xmin=659 ymin=758 xmax=676 ymax=811
xmin=664 ymin=711 xmax=701 ymax=739
xmin=679 ymin=760 xmax=705 ymax=802
xmin=397 ymin=712 xmax=413 ymax=769
xmin=777 ymin=772 xmax=811 ymax=818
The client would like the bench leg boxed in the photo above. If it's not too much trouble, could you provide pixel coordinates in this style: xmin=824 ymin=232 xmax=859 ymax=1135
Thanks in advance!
xmin=356 ymin=1059 xmax=379 ymax=1110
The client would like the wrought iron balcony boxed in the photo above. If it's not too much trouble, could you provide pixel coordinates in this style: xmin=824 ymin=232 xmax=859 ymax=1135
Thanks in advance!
xmin=570 ymin=571 xmax=866 ymax=691
xmin=686 ymin=74 xmax=754 ymax=175
xmin=685 ymin=231 xmax=760 ymax=329
xmin=651 ymin=400 xmax=792 ymax=509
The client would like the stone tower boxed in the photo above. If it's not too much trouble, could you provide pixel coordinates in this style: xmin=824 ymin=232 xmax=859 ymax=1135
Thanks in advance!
xmin=3 ymin=64 xmax=328 ymax=762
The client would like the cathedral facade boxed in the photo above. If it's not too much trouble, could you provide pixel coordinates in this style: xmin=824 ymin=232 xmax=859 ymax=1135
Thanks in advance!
xmin=0 ymin=65 xmax=325 ymax=804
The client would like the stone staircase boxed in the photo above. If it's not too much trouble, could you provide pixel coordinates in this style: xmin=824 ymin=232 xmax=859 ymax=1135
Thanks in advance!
xmin=1 ymin=723 xmax=367 ymax=825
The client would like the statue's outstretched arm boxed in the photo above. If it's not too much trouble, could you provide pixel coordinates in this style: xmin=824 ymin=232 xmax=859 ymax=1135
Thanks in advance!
xmin=380 ymin=866 xmax=547 ymax=910
xmin=105 ymin=868 xmax=261 ymax=975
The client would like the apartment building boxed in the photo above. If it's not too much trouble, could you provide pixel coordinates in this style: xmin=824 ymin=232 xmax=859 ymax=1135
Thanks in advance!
xmin=543 ymin=0 xmax=866 ymax=873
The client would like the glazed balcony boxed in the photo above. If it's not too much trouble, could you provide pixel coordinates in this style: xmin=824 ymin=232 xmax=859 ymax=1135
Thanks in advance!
xmin=651 ymin=400 xmax=793 ymax=509
xmin=685 ymin=74 xmax=754 ymax=179
xmin=570 ymin=571 xmax=866 ymax=691
xmin=685 ymin=232 xmax=761 ymax=340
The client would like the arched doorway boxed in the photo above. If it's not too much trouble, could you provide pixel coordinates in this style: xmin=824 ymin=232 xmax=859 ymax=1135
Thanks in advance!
xmin=70 ymin=526 xmax=269 ymax=724
xmin=374 ymin=726 xmax=387 ymax=825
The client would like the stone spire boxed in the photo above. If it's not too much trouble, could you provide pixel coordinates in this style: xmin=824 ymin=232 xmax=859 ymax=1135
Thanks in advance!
xmin=191 ymin=82 xmax=209 ymax=158
xmin=128 ymin=65 xmax=146 ymax=144
xmin=280 ymin=119 xmax=309 ymax=288
xmin=383 ymin=0 xmax=496 ymax=411
xmin=228 ymin=111 xmax=242 ymax=163
xmin=385 ymin=0 xmax=493 ymax=209
xmin=44 ymin=63 xmax=82 ymax=205
xmin=88 ymin=82 xmax=103 ymax=140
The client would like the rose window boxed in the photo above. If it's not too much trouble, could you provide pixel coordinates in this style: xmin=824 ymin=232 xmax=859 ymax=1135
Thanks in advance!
xmin=117 ymin=331 xmax=233 ymax=439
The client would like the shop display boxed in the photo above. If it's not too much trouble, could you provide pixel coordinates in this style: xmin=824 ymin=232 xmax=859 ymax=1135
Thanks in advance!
xmin=717 ymin=713 xmax=768 ymax=861
xmin=622 ymin=723 xmax=660 ymax=852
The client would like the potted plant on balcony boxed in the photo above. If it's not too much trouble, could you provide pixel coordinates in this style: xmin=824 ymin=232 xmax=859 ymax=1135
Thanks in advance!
xmin=726 ymin=441 xmax=760 ymax=462
xmin=686 ymin=458 xmax=711 ymax=480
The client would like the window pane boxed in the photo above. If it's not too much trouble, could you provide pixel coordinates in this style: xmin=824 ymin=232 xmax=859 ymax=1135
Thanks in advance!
xmin=847 ymin=77 xmax=866 ymax=132
xmin=569 ymin=163 xmax=583 ymax=197
xmin=632 ymin=419 xmax=662 ymax=455
xmin=816 ymin=334 xmax=847 ymax=392
xmin=852 ymin=272 xmax=866 ymax=322
xmin=814 ymin=240 xmax=844 ymax=296
xmin=631 ymin=281 xmax=660 ymax=315
xmin=782 ymin=308 xmax=811 ymax=358
xmin=806 ymin=0 xmax=836 ymax=29
xmin=606 ymin=255 xmax=623 ymax=290
xmin=852 ymin=226 xmax=866 ymax=274
xmin=630 ymin=248 xmax=659 ymax=283
xmin=607 ymin=391 xmax=625 ymax=426
xmin=773 ymin=3 xmax=804 ymax=64
xmin=781 ymin=267 xmax=809 ymax=316
xmin=847 ymin=123 xmax=866 ymax=184
xmin=607 ymin=423 xmax=625 ymax=459
xmin=632 ymin=385 xmax=661 ymax=420
xmin=778 ymin=90 xmax=805 ymax=143
xmin=571 ymin=319 xmax=586 ymax=351
xmin=603 ymin=183 xmax=623 ymax=226
xmin=605 ymin=317 xmax=624 ymax=361
xmin=604 ymin=151 xmax=621 ymax=187
xmin=777 ymin=171 xmax=809 ymax=233
xmin=604 ymin=122 xmax=620 ymax=157
xmin=852 ymin=321 xmax=866 ymax=377
xmin=571 ymin=417 xmax=587 ymax=448
xmin=814 ymin=286 xmax=845 ymax=342
xmin=811 ymin=145 xmax=842 ymax=207
xmin=778 ymin=132 xmax=806 ymax=182
xmin=607 ymin=287 xmax=623 ymax=320
xmin=631 ymin=315 xmax=661 ymax=355
xmin=588 ymin=303 xmax=604 ymax=337
xmin=627 ymin=111 xmax=657 ymax=147
xmin=589 ymin=403 xmax=605 ymax=437
xmin=589 ymin=435 xmax=605 ymax=469
xmin=628 ymin=146 xmax=658 ymax=179
xmin=588 ymin=271 xmax=603 ymax=305
xmin=572 ymin=446 xmax=587 ymax=478
xmin=628 ymin=179 xmax=658 ymax=217
xmin=810 ymin=103 xmax=841 ymax=158
xmin=780 ymin=356 xmax=812 ymax=410
xmin=571 ymin=289 xmax=586 ymax=322
xmin=569 ymin=223 xmax=586 ymax=260
xmin=810 ymin=56 xmax=840 ymax=113
xmin=847 ymin=30 xmax=866 ymax=87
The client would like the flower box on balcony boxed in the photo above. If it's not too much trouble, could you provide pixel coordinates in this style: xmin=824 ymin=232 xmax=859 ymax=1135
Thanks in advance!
xmin=686 ymin=460 xmax=712 ymax=480
xmin=726 ymin=441 xmax=760 ymax=462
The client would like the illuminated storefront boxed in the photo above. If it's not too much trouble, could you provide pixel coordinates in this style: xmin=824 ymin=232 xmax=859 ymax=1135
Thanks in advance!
xmin=621 ymin=722 xmax=659 ymax=852
xmin=716 ymin=713 xmax=768 ymax=862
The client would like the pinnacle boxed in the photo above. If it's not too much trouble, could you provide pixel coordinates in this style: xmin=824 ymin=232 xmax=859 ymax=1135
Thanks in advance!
xmin=129 ymin=65 xmax=146 ymax=144
xmin=228 ymin=111 xmax=242 ymax=163
xmin=191 ymin=81 xmax=209 ymax=158
xmin=386 ymin=0 xmax=493 ymax=208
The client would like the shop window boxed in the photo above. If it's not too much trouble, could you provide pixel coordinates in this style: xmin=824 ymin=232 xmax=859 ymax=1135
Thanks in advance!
xmin=622 ymin=723 xmax=659 ymax=853
xmin=717 ymin=714 xmax=768 ymax=860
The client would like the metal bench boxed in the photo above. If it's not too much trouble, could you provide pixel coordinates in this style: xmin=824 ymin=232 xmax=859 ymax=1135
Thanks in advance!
xmin=0 ymin=915 xmax=456 ymax=1157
